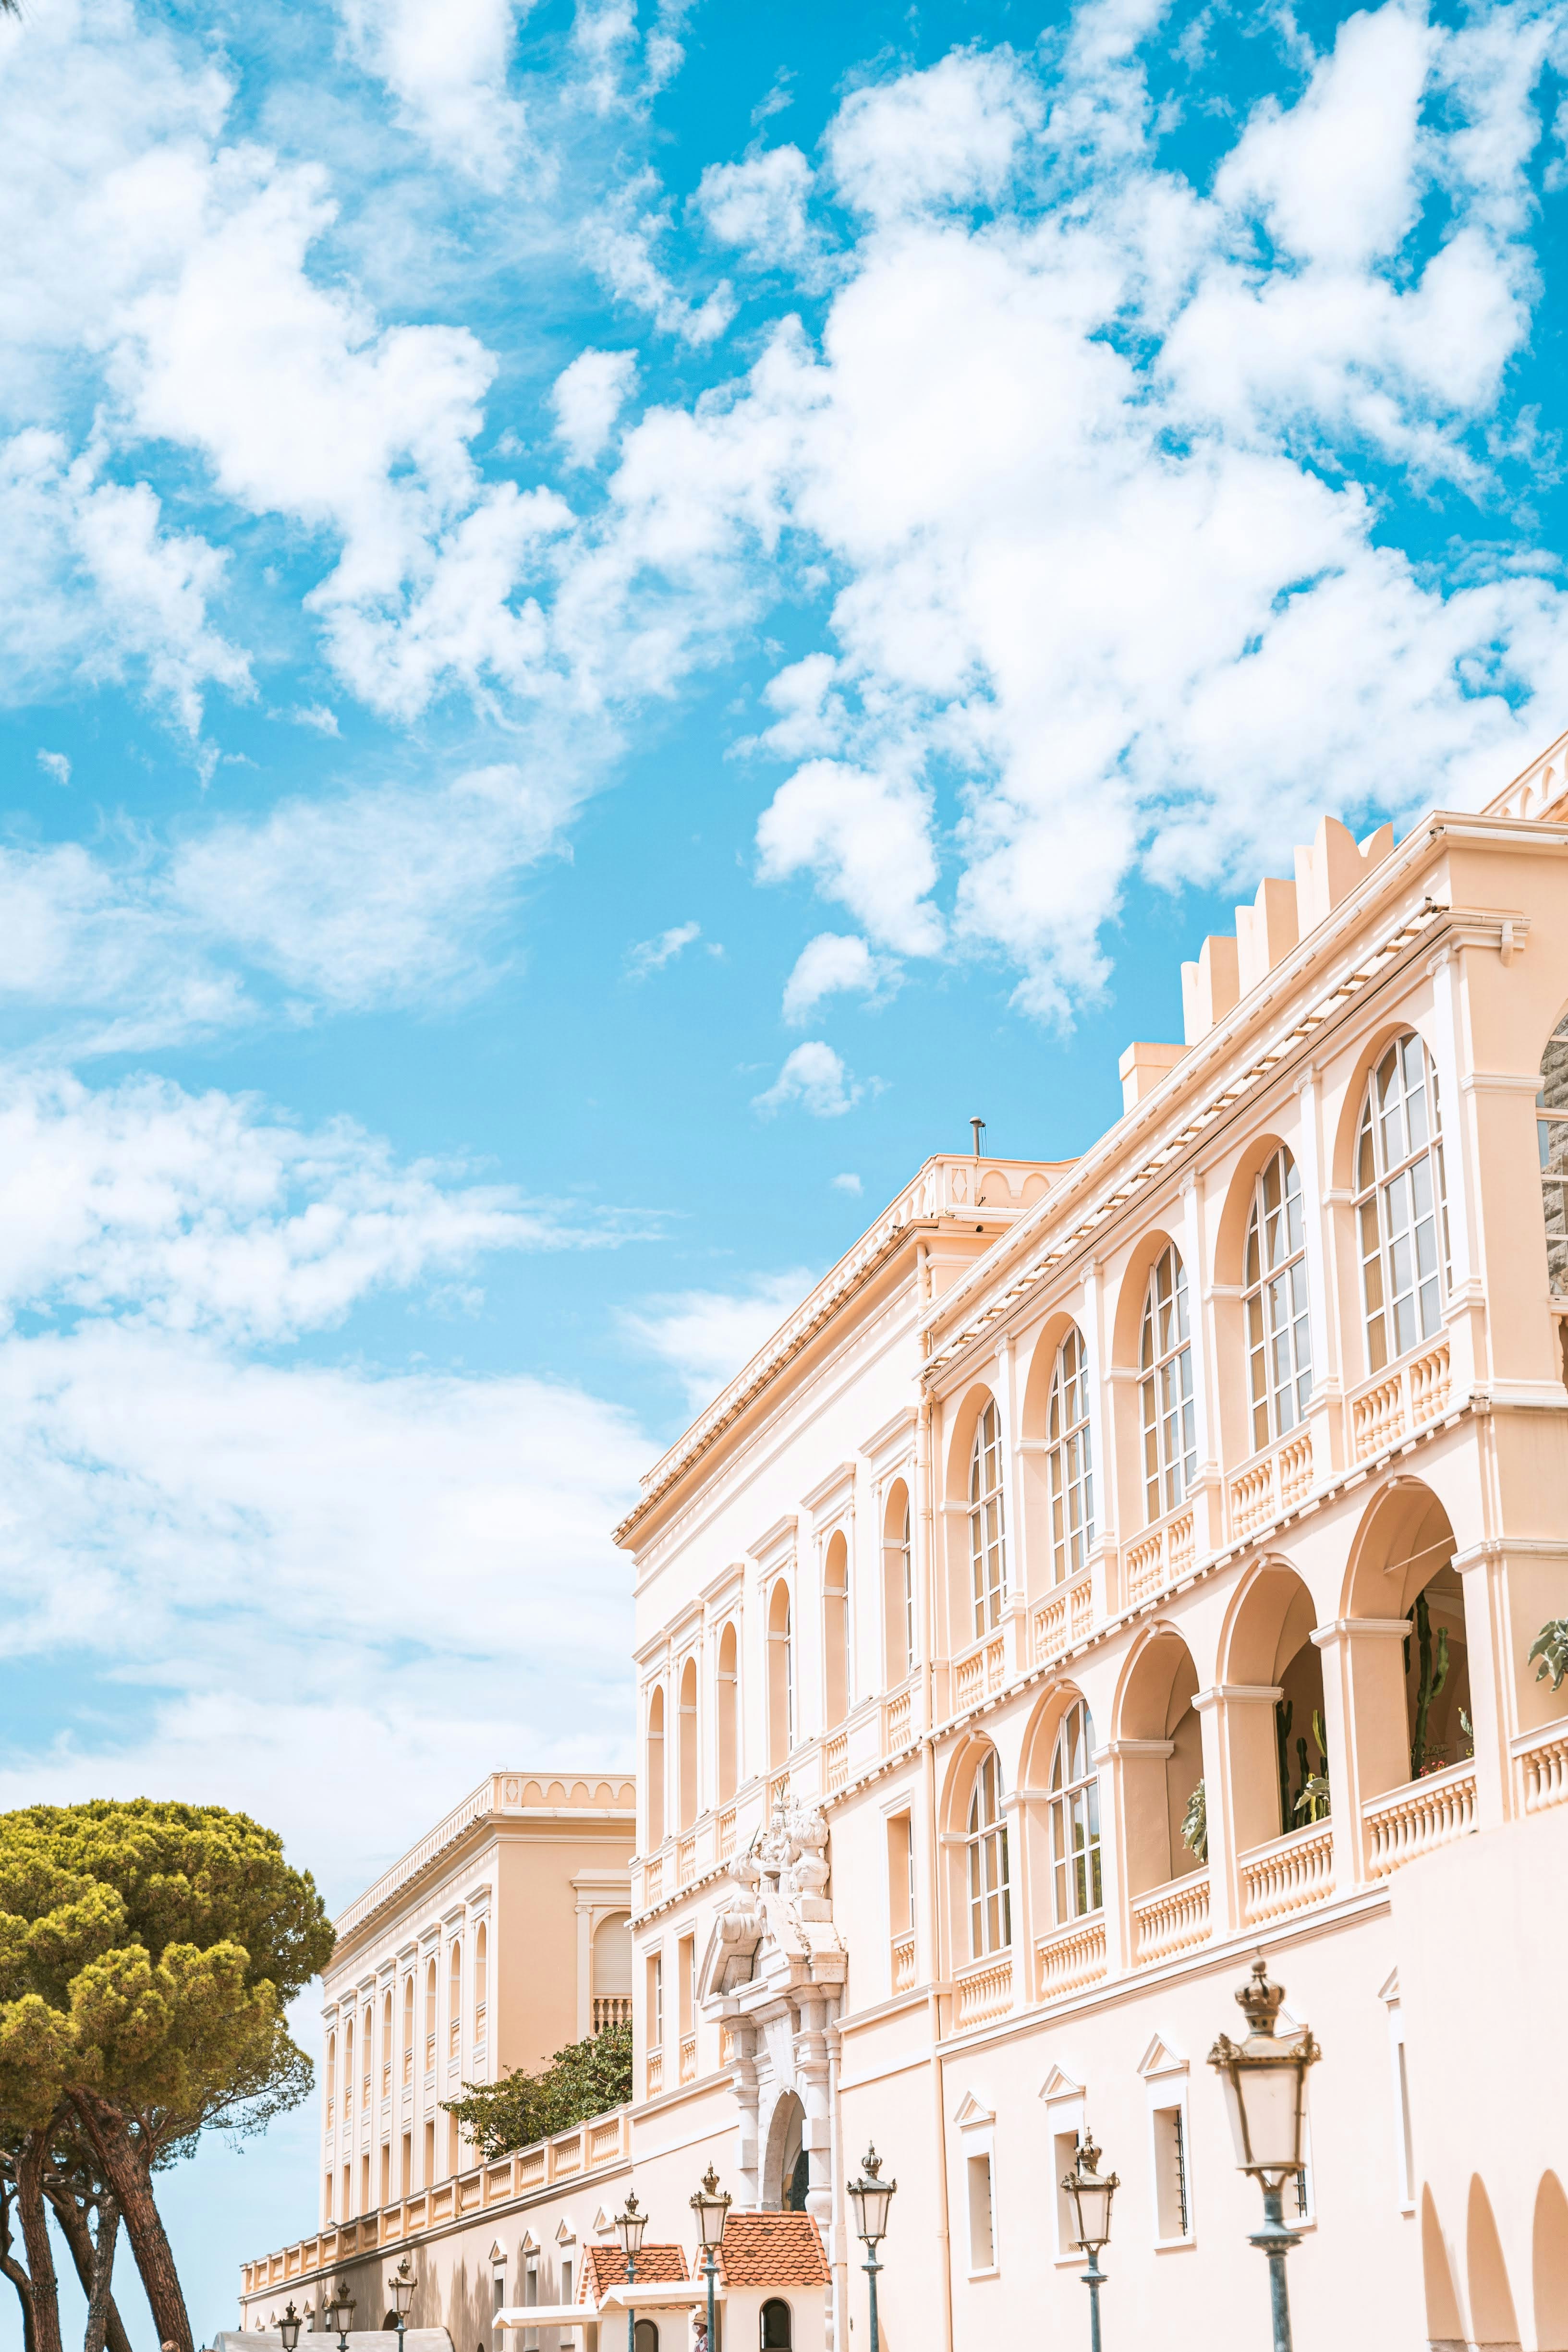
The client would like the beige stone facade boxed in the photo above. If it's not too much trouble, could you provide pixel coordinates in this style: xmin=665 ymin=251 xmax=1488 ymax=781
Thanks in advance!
xmin=241 ymin=729 xmax=1568 ymax=2352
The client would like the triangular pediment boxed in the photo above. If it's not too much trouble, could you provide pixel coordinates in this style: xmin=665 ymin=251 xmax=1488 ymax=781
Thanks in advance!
xmin=1376 ymin=1965 xmax=1400 ymax=2005
xmin=1137 ymin=2032 xmax=1187 ymax=2078
xmin=1037 ymin=2065 xmax=1083 ymax=2104
xmin=520 ymin=2232 xmax=539 ymax=2254
xmin=952 ymin=2089 xmax=995 ymax=2127
xmin=488 ymin=2241 xmax=506 ymax=2264
xmin=593 ymin=2208 xmax=615 ymax=2236
xmin=556 ymin=2220 xmax=575 ymax=2245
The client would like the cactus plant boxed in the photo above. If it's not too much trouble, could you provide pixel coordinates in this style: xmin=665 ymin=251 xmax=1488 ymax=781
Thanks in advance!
xmin=1181 ymin=1779 xmax=1207 ymax=1864
xmin=1292 ymin=1709 xmax=1331 ymax=1821
xmin=1406 ymin=1590 xmax=1450 ymax=1780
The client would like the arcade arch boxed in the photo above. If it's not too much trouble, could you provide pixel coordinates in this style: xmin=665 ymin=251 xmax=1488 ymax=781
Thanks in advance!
xmin=1115 ymin=1628 xmax=1203 ymax=1893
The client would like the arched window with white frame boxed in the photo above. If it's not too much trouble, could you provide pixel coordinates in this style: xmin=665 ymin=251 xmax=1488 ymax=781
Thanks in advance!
xmin=1046 ymin=1328 xmax=1094 ymax=1583
xmin=1048 ymin=1699 xmax=1101 ymax=1924
xmin=1354 ymin=1032 xmax=1450 ymax=1370
xmin=966 ymin=1746 xmax=1011 ymax=1957
xmin=1140 ymin=1244 xmax=1195 ymax=1521
xmin=1244 ymin=1146 xmax=1313 ymax=1451
xmin=968 ymin=1399 xmax=1006 ymax=1636
xmin=1537 ymin=1009 xmax=1568 ymax=1301
xmin=767 ymin=1579 xmax=793 ymax=1769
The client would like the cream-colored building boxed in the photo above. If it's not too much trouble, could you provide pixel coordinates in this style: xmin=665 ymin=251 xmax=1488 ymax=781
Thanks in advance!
xmin=241 ymin=733 xmax=1568 ymax=2352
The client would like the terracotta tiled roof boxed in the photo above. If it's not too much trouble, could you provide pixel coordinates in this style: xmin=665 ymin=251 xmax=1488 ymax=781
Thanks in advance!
xmin=579 ymin=2245 xmax=690 ymax=2304
xmin=716 ymin=2214 xmax=831 ymax=2289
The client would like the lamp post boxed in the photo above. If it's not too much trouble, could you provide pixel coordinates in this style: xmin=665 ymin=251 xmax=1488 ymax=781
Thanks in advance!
xmin=1060 ymin=2133 xmax=1118 ymax=2352
xmin=278 ymin=2306 xmax=303 ymax=2352
xmin=1207 ymin=1954 xmax=1321 ymax=2352
xmin=387 ymin=2258 xmax=415 ymax=2352
xmin=690 ymin=2164 xmax=731 ymax=2352
xmin=326 ymin=2284 xmax=355 ymax=2352
xmin=845 ymin=2145 xmax=897 ymax=2352
xmin=614 ymin=2191 xmax=647 ymax=2352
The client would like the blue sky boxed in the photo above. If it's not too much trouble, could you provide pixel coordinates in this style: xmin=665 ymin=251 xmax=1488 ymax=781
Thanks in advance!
xmin=1 ymin=0 xmax=1567 ymax=2330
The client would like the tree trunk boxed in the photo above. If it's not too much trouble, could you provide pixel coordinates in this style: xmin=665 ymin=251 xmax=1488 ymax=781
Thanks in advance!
xmin=46 ymin=2185 xmax=134 ymax=2352
xmin=71 ymin=2101 xmax=191 ymax=2352
xmin=82 ymin=2197 xmax=119 ymax=2352
xmin=0 ymin=2174 xmax=39 ymax=2352
xmin=15 ymin=2134 xmax=65 ymax=2352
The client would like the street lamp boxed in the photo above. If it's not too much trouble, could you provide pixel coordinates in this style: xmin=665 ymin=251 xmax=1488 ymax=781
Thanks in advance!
xmin=845 ymin=2145 xmax=897 ymax=2352
xmin=278 ymin=2306 xmax=303 ymax=2352
xmin=326 ymin=2284 xmax=355 ymax=2352
xmin=690 ymin=2164 xmax=731 ymax=2352
xmin=1207 ymin=1954 xmax=1321 ymax=2352
xmin=1060 ymin=2132 xmax=1118 ymax=2352
xmin=614 ymin=2190 xmax=648 ymax=2352
xmin=387 ymin=2258 xmax=415 ymax=2352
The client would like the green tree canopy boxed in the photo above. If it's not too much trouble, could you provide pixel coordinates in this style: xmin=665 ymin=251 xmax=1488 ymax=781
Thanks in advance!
xmin=0 ymin=1800 xmax=333 ymax=2352
xmin=443 ymin=2022 xmax=632 ymax=2164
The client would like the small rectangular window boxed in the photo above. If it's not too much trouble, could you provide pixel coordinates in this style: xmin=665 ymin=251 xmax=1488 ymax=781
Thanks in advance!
xmin=1053 ymin=2130 xmax=1082 ymax=2258
xmin=423 ymin=2118 xmax=434 ymax=2186
xmin=323 ymin=2172 xmax=333 ymax=2220
xmin=678 ymin=1934 xmax=695 ymax=2037
xmin=493 ymin=2277 xmax=505 ymax=2315
xmin=647 ymin=1952 xmax=664 ymax=2047
xmin=1151 ymin=2103 xmax=1191 ymax=2242
xmin=966 ymin=2151 xmax=996 ymax=2272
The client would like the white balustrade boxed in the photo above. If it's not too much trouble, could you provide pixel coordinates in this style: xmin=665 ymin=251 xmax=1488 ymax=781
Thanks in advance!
xmin=1362 ymin=1762 xmax=1476 ymax=1876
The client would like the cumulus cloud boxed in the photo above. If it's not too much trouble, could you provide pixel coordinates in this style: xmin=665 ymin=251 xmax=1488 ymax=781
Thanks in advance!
xmin=337 ymin=0 xmax=531 ymax=187
xmin=696 ymin=145 xmax=819 ymax=269
xmin=757 ymin=761 xmax=943 ymax=955
xmin=620 ymin=1267 xmax=814 ymax=1409
xmin=36 ymin=750 xmax=70 ymax=786
xmin=781 ymin=932 xmax=895 ymax=1022
xmin=751 ymin=1039 xmax=861 ymax=1118
xmin=553 ymin=347 xmax=639 ymax=467
xmin=625 ymin=920 xmax=700 ymax=979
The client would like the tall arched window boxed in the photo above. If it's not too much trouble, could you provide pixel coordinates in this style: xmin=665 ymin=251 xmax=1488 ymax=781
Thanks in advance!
xmin=646 ymin=1685 xmax=666 ymax=1848
xmin=1244 ymin=1146 xmax=1313 ymax=1450
xmin=1356 ymin=1033 xmax=1450 ymax=1369
xmin=424 ymin=1957 xmax=437 ymax=2074
xmin=382 ymin=1989 xmax=392 ymax=2094
xmin=677 ymin=1655 xmax=698 ymax=1831
xmin=716 ymin=1623 xmax=738 ymax=1801
xmin=883 ymin=1482 xmax=914 ymax=1681
xmin=1046 ymin=1329 xmax=1094 ymax=1583
xmin=401 ymin=1976 xmax=414 ymax=2085
xmin=473 ymin=1923 xmax=487 ymax=2046
xmin=969 ymin=1399 xmax=1006 ymax=1636
xmin=1140 ymin=1244 xmax=1195 ymax=1521
xmin=326 ymin=2029 xmax=337 ymax=2125
xmin=1538 ymin=1009 xmax=1568 ymax=1300
xmin=966 ymin=1747 xmax=1011 ymax=1957
xmin=343 ymin=2016 xmax=353 ymax=2113
xmin=768 ymin=1580 xmax=794 ymax=1769
xmin=823 ymin=1531 xmax=849 ymax=1729
xmin=447 ymin=1943 xmax=462 ymax=2060
xmin=361 ymin=2003 xmax=373 ymax=2106
xmin=1049 ymin=1700 xmax=1101 ymax=1923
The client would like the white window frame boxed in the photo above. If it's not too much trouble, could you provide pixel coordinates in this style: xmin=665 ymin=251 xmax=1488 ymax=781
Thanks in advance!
xmin=1046 ymin=1327 xmax=1095 ymax=1583
xmin=1243 ymin=1145 xmax=1313 ymax=1452
xmin=956 ymin=2104 xmax=999 ymax=2279
xmin=1381 ymin=1972 xmax=1414 ymax=2213
xmin=1139 ymin=1244 xmax=1196 ymax=1522
xmin=1042 ymin=2085 xmax=1087 ymax=2267
xmin=1142 ymin=2051 xmax=1195 ymax=2250
xmin=1354 ymin=1030 xmax=1451 ymax=1372
xmin=968 ymin=1398 xmax=1007 ymax=1635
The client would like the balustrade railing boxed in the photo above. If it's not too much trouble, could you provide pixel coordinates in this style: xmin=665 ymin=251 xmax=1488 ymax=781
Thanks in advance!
xmin=718 ymin=1806 xmax=737 ymax=1860
xmin=1515 ymin=1718 xmax=1568 ymax=1813
xmin=1362 ymin=1762 xmax=1475 ymax=1875
xmin=1124 ymin=1509 xmax=1194 ymax=1609
xmin=679 ymin=2033 xmax=697 ymax=2085
xmin=954 ymin=1956 xmax=1013 ymax=2029
xmin=826 ymin=1733 xmax=849 ymax=1793
xmin=1228 ymin=1432 xmax=1314 ymax=1543
xmin=1035 ymin=1916 xmax=1107 ymax=1998
xmin=1132 ymin=1870 xmax=1210 ymax=1964
xmin=1350 ymin=1339 xmax=1452 ymax=1464
xmin=954 ymin=1634 xmax=1007 ymax=1716
xmin=677 ymin=1835 xmax=695 ymax=1886
xmin=891 ymin=1932 xmax=915 ymax=1993
xmin=592 ymin=1995 xmax=632 ymax=2032
xmin=884 ymin=1688 xmax=913 ymax=1753
xmin=645 ymin=2049 xmax=664 ymax=2097
xmin=1239 ymin=1821 xmax=1334 ymax=1924
xmin=644 ymin=1855 xmax=663 ymax=1905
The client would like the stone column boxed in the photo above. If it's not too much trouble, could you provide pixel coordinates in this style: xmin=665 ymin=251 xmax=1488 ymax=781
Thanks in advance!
xmin=1311 ymin=1618 xmax=1410 ymax=1883
xmin=795 ymin=1989 xmax=834 ymax=2233
xmin=1194 ymin=1685 xmax=1284 ymax=1937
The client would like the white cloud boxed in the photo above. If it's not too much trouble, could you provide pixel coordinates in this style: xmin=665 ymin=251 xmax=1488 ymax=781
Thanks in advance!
xmin=337 ymin=0 xmax=530 ymax=188
xmin=36 ymin=750 xmax=71 ymax=786
xmin=830 ymin=1171 xmax=862 ymax=1195
xmin=696 ymin=145 xmax=818 ymax=269
xmin=626 ymin=919 xmax=700 ymax=979
xmin=619 ymin=1267 xmax=814 ymax=1408
xmin=756 ymin=760 xmax=943 ymax=955
xmin=553 ymin=347 xmax=639 ymax=468
xmin=584 ymin=170 xmax=736 ymax=345
xmin=781 ymin=932 xmax=895 ymax=1022
xmin=751 ymin=1039 xmax=861 ymax=1118
xmin=276 ymin=703 xmax=340 ymax=735
xmin=827 ymin=48 xmax=1044 ymax=221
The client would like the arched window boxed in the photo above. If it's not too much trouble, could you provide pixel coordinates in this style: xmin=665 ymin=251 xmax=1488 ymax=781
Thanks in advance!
xmin=1049 ymin=1701 xmax=1101 ymax=1923
xmin=883 ymin=1482 xmax=914 ymax=1681
xmin=1355 ymin=1032 xmax=1450 ymax=1370
xmin=768 ymin=1580 xmax=793 ymax=1769
xmin=761 ymin=2302 xmax=793 ymax=2349
xmin=473 ymin=1923 xmax=487 ymax=2045
xmin=382 ymin=1989 xmax=392 ymax=2094
xmin=966 ymin=1747 xmax=1011 ymax=1957
xmin=361 ymin=2004 xmax=373 ymax=2105
xmin=716 ymin=1622 xmax=739 ymax=1802
xmin=1538 ymin=1009 xmax=1568 ymax=1300
xmin=677 ymin=1655 xmax=698 ymax=1831
xmin=343 ymin=2016 xmax=353 ymax=2113
xmin=401 ymin=1976 xmax=414 ymax=2085
xmin=447 ymin=1943 xmax=462 ymax=2060
xmin=1046 ymin=1329 xmax=1094 ymax=1582
xmin=823 ymin=1531 xmax=849 ymax=1729
xmin=424 ymin=1957 xmax=437 ymax=2073
xmin=1140 ymin=1244 xmax=1195 ymax=1521
xmin=1244 ymin=1146 xmax=1313 ymax=1450
xmin=646 ymin=1685 xmax=666 ymax=1848
xmin=968 ymin=1398 xmax=1006 ymax=1636
xmin=326 ymin=2030 xmax=337 ymax=2126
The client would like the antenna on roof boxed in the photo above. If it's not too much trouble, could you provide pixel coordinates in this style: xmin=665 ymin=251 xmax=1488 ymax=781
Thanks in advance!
xmin=970 ymin=1116 xmax=985 ymax=1160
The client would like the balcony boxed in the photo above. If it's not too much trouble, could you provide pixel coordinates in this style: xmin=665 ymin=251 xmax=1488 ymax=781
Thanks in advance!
xmin=679 ymin=2033 xmax=697 ymax=2085
xmin=646 ymin=2048 xmax=664 ymax=2097
xmin=953 ymin=1631 xmax=1007 ymax=1715
xmin=1031 ymin=1575 xmax=1093 ymax=1668
xmin=1514 ymin=1715 xmax=1568 ymax=1813
xmin=718 ymin=1805 xmax=737 ymax=1860
xmin=1363 ymin=1761 xmax=1476 ymax=1875
xmin=1349 ymin=1336 xmax=1452 ymax=1464
xmin=677 ymin=1835 xmax=696 ymax=1887
xmin=1131 ymin=1870 xmax=1210 ymax=1964
xmin=1228 ymin=1430 xmax=1314 ymax=1544
xmin=953 ymin=1954 xmax=1013 ymax=2030
xmin=593 ymin=1995 xmax=632 ymax=2032
xmin=825 ymin=1732 xmax=850 ymax=1793
xmin=1239 ymin=1821 xmax=1334 ymax=1926
xmin=1123 ymin=1508 xmax=1195 ymax=1610
xmin=891 ymin=1933 xmax=915 ymax=1993
xmin=1034 ymin=1916 xmax=1107 ymax=2000
xmin=883 ymin=1681 xmax=916 ymax=1757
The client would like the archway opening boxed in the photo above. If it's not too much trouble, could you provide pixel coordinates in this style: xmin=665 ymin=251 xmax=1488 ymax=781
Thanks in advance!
xmin=1420 ymin=2186 xmax=1465 ymax=2345
xmin=678 ymin=1655 xmax=698 ymax=1831
xmin=1224 ymin=1563 xmax=1327 ymax=1846
xmin=883 ymin=1479 xmax=914 ymax=1683
xmin=1467 ymin=2175 xmax=1522 ymax=2348
xmin=1117 ymin=1630 xmax=1203 ymax=1890
xmin=717 ymin=1621 xmax=739 ymax=1801
xmin=767 ymin=1580 xmax=793 ymax=1770
xmin=763 ymin=2090 xmax=806 ymax=2212
xmin=1532 ymin=2171 xmax=1568 ymax=2351
xmin=823 ymin=1531 xmax=849 ymax=1729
